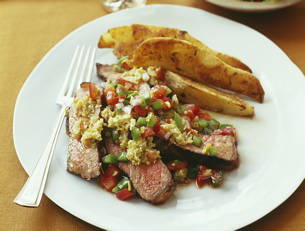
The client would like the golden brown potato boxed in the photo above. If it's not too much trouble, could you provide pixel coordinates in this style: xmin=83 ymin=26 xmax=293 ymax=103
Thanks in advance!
xmin=98 ymin=24 xmax=252 ymax=73
xmin=133 ymin=37 xmax=264 ymax=102
xmin=165 ymin=71 xmax=254 ymax=117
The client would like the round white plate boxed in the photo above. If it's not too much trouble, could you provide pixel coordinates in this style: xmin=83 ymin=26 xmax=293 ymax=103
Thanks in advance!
xmin=13 ymin=4 xmax=305 ymax=231
xmin=205 ymin=0 xmax=302 ymax=12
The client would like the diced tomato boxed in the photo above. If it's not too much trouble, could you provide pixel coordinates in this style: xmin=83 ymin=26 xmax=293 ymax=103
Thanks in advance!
xmin=121 ymin=61 xmax=132 ymax=71
xmin=152 ymin=86 xmax=167 ymax=100
xmin=186 ymin=110 xmax=196 ymax=121
xmin=106 ymin=89 xmax=119 ymax=106
xmin=185 ymin=104 xmax=200 ymax=115
xmin=196 ymin=166 xmax=212 ymax=188
xmin=198 ymin=111 xmax=212 ymax=120
xmin=153 ymin=120 xmax=161 ymax=133
xmin=219 ymin=130 xmax=233 ymax=136
xmin=100 ymin=175 xmax=118 ymax=192
xmin=104 ymin=164 xmax=121 ymax=177
xmin=117 ymin=78 xmax=136 ymax=89
xmin=156 ymin=67 xmax=165 ymax=80
xmin=142 ymin=127 xmax=155 ymax=138
xmin=89 ymin=84 xmax=100 ymax=100
xmin=116 ymin=189 xmax=134 ymax=201
xmin=80 ymin=82 xmax=101 ymax=100
xmin=167 ymin=160 xmax=188 ymax=171
xmin=132 ymin=105 xmax=148 ymax=117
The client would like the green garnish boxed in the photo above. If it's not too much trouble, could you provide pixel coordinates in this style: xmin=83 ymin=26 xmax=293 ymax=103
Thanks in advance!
xmin=131 ymin=127 xmax=141 ymax=140
xmin=136 ymin=117 xmax=147 ymax=127
xmin=174 ymin=112 xmax=184 ymax=131
xmin=112 ymin=177 xmax=129 ymax=193
xmin=198 ymin=119 xmax=209 ymax=128
xmin=117 ymin=152 xmax=128 ymax=162
xmin=192 ymin=135 xmax=202 ymax=147
xmin=147 ymin=117 xmax=157 ymax=128
xmin=127 ymin=91 xmax=138 ymax=99
xmin=152 ymin=100 xmax=163 ymax=110
xmin=175 ymin=105 xmax=186 ymax=114
xmin=208 ymin=119 xmax=220 ymax=130
xmin=102 ymin=154 xmax=118 ymax=164
xmin=209 ymin=146 xmax=217 ymax=156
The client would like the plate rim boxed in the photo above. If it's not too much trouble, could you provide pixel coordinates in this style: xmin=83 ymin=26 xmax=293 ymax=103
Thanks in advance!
xmin=205 ymin=0 xmax=303 ymax=12
xmin=13 ymin=4 xmax=305 ymax=231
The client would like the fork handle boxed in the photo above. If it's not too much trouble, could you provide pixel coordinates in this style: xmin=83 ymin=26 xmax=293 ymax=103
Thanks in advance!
xmin=14 ymin=107 xmax=66 ymax=207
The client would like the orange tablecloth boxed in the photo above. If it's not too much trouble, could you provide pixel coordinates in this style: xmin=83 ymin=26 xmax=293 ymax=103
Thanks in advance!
xmin=1 ymin=0 xmax=304 ymax=230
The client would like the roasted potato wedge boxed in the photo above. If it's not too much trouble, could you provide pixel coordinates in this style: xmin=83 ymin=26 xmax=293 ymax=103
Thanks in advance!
xmin=165 ymin=71 xmax=254 ymax=117
xmin=133 ymin=37 xmax=264 ymax=102
xmin=98 ymin=24 xmax=252 ymax=73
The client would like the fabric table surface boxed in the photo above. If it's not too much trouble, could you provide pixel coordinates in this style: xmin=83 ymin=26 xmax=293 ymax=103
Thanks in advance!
xmin=0 ymin=0 xmax=304 ymax=230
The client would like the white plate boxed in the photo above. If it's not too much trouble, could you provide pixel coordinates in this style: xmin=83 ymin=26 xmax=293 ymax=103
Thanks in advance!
xmin=13 ymin=4 xmax=305 ymax=231
xmin=205 ymin=0 xmax=302 ymax=12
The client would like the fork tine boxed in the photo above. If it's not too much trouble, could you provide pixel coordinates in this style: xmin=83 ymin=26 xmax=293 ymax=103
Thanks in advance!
xmin=85 ymin=47 xmax=96 ymax=82
xmin=76 ymin=46 xmax=91 ymax=88
xmin=57 ymin=46 xmax=80 ymax=101
xmin=66 ymin=46 xmax=85 ymax=97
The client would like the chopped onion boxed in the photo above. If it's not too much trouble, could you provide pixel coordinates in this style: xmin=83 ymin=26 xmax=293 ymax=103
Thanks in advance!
xmin=130 ymin=96 xmax=142 ymax=106
xmin=142 ymin=72 xmax=150 ymax=81
xmin=139 ymin=83 xmax=151 ymax=98
xmin=122 ymin=105 xmax=132 ymax=114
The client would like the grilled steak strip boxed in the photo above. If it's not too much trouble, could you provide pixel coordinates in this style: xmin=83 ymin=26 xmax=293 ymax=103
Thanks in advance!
xmin=66 ymin=88 xmax=101 ymax=180
xmin=103 ymin=138 xmax=175 ymax=204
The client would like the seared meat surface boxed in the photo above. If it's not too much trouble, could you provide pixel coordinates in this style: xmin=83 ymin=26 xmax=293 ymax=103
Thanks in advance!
xmin=66 ymin=89 xmax=101 ymax=180
xmin=104 ymin=138 xmax=175 ymax=204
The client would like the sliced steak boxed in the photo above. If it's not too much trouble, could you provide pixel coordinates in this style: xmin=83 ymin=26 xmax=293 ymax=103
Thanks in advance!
xmin=156 ymin=128 xmax=239 ymax=170
xmin=103 ymin=138 xmax=175 ymax=204
xmin=66 ymin=88 xmax=101 ymax=180
xmin=96 ymin=64 xmax=121 ymax=81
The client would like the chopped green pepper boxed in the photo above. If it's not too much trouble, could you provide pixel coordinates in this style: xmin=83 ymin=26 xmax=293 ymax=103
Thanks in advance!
xmin=147 ymin=117 xmax=157 ymax=128
xmin=192 ymin=135 xmax=202 ymax=147
xmin=174 ymin=112 xmax=184 ymax=131
xmin=117 ymin=152 xmax=128 ymax=162
xmin=102 ymin=154 xmax=118 ymax=164
xmin=209 ymin=146 xmax=217 ymax=156
xmin=208 ymin=119 xmax=220 ymax=130
xmin=117 ymin=89 xmax=128 ymax=97
xmin=131 ymin=127 xmax=141 ymax=140
xmin=198 ymin=119 xmax=209 ymax=128
xmin=144 ymin=96 xmax=151 ymax=104
xmin=112 ymin=177 xmax=129 ymax=193
xmin=136 ymin=117 xmax=147 ymax=127
xmin=175 ymin=105 xmax=186 ymax=114
xmin=127 ymin=91 xmax=138 ymax=99
xmin=152 ymin=100 xmax=163 ymax=110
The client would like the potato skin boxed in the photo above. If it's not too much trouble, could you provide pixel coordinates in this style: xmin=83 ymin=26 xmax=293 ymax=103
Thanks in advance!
xmin=165 ymin=71 xmax=254 ymax=117
xmin=133 ymin=37 xmax=264 ymax=102
xmin=98 ymin=24 xmax=252 ymax=73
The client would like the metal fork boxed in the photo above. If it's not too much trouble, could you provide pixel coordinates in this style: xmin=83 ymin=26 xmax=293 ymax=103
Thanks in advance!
xmin=14 ymin=46 xmax=96 ymax=207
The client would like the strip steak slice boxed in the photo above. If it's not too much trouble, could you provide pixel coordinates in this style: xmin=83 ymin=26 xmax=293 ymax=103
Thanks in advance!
xmin=66 ymin=88 xmax=101 ymax=180
xmin=103 ymin=138 xmax=175 ymax=204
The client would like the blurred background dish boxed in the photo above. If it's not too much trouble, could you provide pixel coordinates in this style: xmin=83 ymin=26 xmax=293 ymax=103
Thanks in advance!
xmin=205 ymin=0 xmax=302 ymax=12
